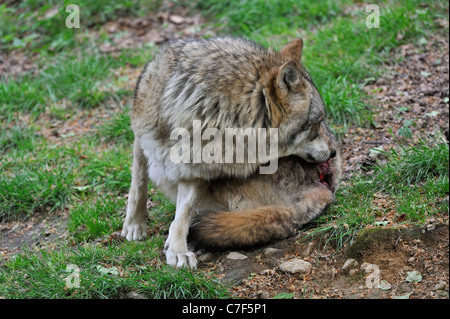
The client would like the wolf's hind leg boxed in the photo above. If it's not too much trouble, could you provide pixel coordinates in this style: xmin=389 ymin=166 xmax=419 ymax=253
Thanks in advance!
xmin=122 ymin=139 xmax=149 ymax=241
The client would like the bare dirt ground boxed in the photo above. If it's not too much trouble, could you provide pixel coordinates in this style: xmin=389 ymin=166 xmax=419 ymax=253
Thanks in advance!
xmin=341 ymin=34 xmax=449 ymax=180
xmin=197 ymin=225 xmax=448 ymax=299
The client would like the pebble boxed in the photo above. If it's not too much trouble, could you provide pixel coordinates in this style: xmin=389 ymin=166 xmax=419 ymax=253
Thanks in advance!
xmin=301 ymin=242 xmax=315 ymax=257
xmin=263 ymin=247 xmax=280 ymax=256
xmin=360 ymin=262 xmax=371 ymax=272
xmin=342 ymin=258 xmax=358 ymax=271
xmin=279 ymin=258 xmax=312 ymax=274
xmin=434 ymin=280 xmax=447 ymax=291
xmin=256 ymin=290 xmax=269 ymax=299
xmin=197 ymin=252 xmax=211 ymax=262
xmin=260 ymin=269 xmax=275 ymax=276
xmin=349 ymin=269 xmax=359 ymax=276
xmin=226 ymin=252 xmax=248 ymax=260
xmin=125 ymin=291 xmax=146 ymax=299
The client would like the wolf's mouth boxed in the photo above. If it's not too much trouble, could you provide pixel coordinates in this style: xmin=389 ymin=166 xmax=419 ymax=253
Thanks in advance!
xmin=318 ymin=161 xmax=335 ymax=193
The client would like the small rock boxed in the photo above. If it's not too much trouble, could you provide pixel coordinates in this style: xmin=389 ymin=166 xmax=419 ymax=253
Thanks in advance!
xmin=169 ymin=15 xmax=185 ymax=25
xmin=197 ymin=252 xmax=211 ymax=262
xmin=280 ymin=258 xmax=312 ymax=274
xmin=301 ymin=242 xmax=314 ymax=257
xmin=260 ymin=269 xmax=275 ymax=276
xmin=256 ymin=290 xmax=269 ymax=299
xmin=263 ymin=247 xmax=280 ymax=256
xmin=408 ymin=256 xmax=415 ymax=263
xmin=349 ymin=269 xmax=359 ymax=276
xmin=399 ymin=283 xmax=413 ymax=294
xmin=434 ymin=280 xmax=447 ymax=291
xmin=125 ymin=291 xmax=146 ymax=299
xmin=426 ymin=224 xmax=435 ymax=232
xmin=226 ymin=252 xmax=248 ymax=260
xmin=360 ymin=262 xmax=371 ymax=272
xmin=342 ymin=258 xmax=358 ymax=271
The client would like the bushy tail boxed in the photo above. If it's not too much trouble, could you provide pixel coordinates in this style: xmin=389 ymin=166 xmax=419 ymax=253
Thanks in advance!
xmin=188 ymin=188 xmax=334 ymax=251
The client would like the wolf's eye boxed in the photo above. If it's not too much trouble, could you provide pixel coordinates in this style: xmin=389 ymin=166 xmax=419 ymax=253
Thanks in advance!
xmin=308 ymin=122 xmax=320 ymax=140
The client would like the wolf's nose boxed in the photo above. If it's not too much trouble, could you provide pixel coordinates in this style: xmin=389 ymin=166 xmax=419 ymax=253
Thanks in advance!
xmin=330 ymin=149 xmax=336 ymax=159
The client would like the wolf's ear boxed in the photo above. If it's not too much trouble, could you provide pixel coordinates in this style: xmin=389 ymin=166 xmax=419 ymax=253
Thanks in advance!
xmin=275 ymin=60 xmax=299 ymax=91
xmin=279 ymin=38 xmax=303 ymax=64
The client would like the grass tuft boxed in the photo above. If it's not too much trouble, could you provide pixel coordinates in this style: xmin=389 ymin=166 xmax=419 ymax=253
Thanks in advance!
xmin=0 ymin=243 xmax=229 ymax=299
xmin=0 ymin=157 xmax=76 ymax=222
xmin=96 ymin=106 xmax=134 ymax=145
xmin=68 ymin=198 xmax=125 ymax=242
xmin=304 ymin=135 xmax=449 ymax=250
xmin=373 ymin=137 xmax=449 ymax=190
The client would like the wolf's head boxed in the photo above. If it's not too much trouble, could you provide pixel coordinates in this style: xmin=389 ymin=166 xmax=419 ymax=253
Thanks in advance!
xmin=262 ymin=38 xmax=336 ymax=163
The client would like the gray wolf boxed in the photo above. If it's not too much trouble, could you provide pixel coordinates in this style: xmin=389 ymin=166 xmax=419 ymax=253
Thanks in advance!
xmin=121 ymin=37 xmax=337 ymax=268
xmin=189 ymin=148 xmax=341 ymax=251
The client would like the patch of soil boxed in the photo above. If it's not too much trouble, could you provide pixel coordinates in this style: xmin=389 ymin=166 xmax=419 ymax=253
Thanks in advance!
xmin=0 ymin=211 xmax=69 ymax=261
xmin=341 ymin=34 xmax=449 ymax=179
xmin=198 ymin=224 xmax=448 ymax=299
xmin=0 ymin=51 xmax=39 ymax=78
xmin=97 ymin=10 xmax=208 ymax=54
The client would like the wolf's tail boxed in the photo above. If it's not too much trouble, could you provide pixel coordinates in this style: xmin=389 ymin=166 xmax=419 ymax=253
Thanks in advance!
xmin=188 ymin=188 xmax=334 ymax=251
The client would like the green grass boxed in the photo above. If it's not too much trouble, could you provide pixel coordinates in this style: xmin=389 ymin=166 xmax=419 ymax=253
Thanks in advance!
xmin=0 ymin=139 xmax=77 ymax=221
xmin=0 ymin=75 xmax=47 ymax=114
xmin=41 ymin=54 xmax=115 ymax=107
xmin=191 ymin=0 xmax=351 ymax=36
xmin=304 ymin=136 xmax=449 ymax=251
xmin=309 ymin=0 xmax=448 ymax=125
xmin=78 ymin=144 xmax=132 ymax=194
xmin=0 ymin=0 xmax=448 ymax=299
xmin=0 ymin=0 xmax=162 ymax=52
xmin=0 ymin=242 xmax=228 ymax=298
xmin=67 ymin=197 xmax=125 ymax=242
xmin=373 ymin=137 xmax=449 ymax=190
xmin=1 ymin=53 xmax=123 ymax=115
xmin=0 ymin=124 xmax=37 ymax=153
xmin=96 ymin=105 xmax=134 ymax=145
xmin=0 ymin=166 xmax=75 ymax=221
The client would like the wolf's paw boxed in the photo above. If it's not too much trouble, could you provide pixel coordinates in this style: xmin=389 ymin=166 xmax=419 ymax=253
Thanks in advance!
xmin=165 ymin=249 xmax=197 ymax=269
xmin=302 ymin=187 xmax=335 ymax=207
xmin=316 ymin=187 xmax=335 ymax=206
xmin=319 ymin=187 xmax=335 ymax=201
xmin=121 ymin=219 xmax=147 ymax=241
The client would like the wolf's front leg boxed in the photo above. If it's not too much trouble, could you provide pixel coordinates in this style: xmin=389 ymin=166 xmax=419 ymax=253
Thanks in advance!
xmin=122 ymin=139 xmax=149 ymax=241
xmin=164 ymin=182 xmax=200 ymax=268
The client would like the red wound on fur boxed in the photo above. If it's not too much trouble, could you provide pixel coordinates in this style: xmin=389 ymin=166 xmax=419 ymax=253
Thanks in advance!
xmin=318 ymin=161 xmax=333 ymax=192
